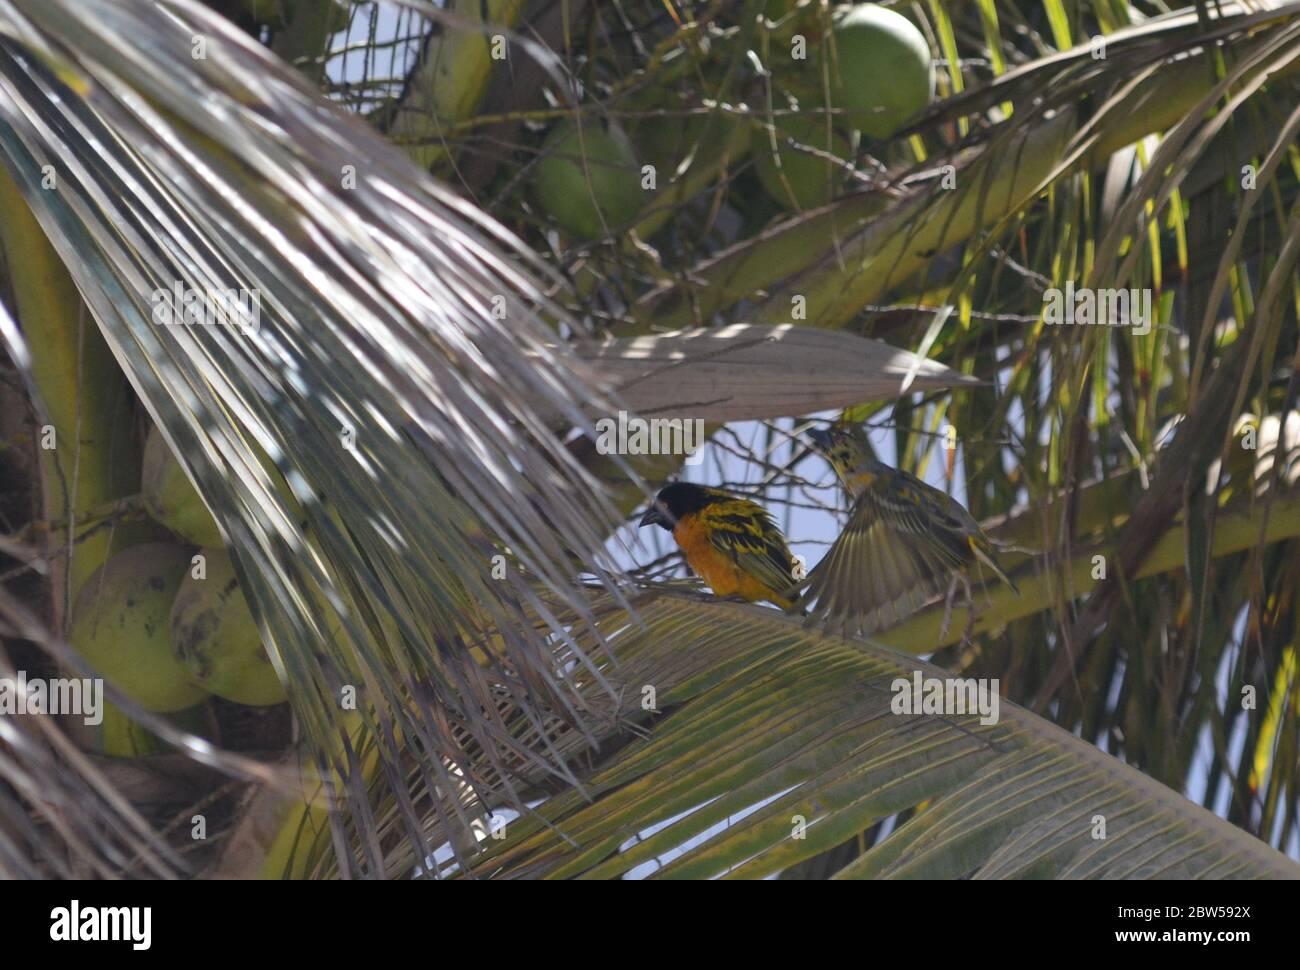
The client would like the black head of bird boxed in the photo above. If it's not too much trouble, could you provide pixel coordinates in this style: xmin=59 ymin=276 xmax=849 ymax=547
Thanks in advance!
xmin=638 ymin=482 xmax=714 ymax=531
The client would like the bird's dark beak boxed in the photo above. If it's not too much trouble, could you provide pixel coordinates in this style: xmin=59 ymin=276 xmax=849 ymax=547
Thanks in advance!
xmin=806 ymin=427 xmax=832 ymax=450
xmin=639 ymin=505 xmax=665 ymax=528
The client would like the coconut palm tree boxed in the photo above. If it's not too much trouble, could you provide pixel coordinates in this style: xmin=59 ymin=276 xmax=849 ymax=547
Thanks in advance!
xmin=0 ymin=0 xmax=1297 ymax=879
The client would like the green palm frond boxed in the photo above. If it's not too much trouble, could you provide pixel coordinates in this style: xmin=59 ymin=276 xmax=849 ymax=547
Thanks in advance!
xmin=630 ymin=1 xmax=1300 ymax=334
xmin=456 ymin=593 xmax=1300 ymax=879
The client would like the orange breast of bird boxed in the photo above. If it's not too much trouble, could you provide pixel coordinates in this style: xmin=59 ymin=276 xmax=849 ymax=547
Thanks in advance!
xmin=672 ymin=513 xmax=788 ymax=607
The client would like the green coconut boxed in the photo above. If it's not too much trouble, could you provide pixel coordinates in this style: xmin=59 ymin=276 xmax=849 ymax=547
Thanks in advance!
xmin=170 ymin=548 xmax=287 ymax=706
xmin=532 ymin=120 xmax=643 ymax=239
xmin=141 ymin=426 xmax=310 ymax=547
xmin=141 ymin=425 xmax=224 ymax=547
xmin=752 ymin=114 xmax=853 ymax=210
xmin=99 ymin=700 xmax=211 ymax=758
xmin=69 ymin=543 xmax=210 ymax=713
xmin=826 ymin=4 xmax=935 ymax=139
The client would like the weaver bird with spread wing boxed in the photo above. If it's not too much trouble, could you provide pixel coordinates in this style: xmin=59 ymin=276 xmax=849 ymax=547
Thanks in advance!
xmin=803 ymin=425 xmax=1017 ymax=636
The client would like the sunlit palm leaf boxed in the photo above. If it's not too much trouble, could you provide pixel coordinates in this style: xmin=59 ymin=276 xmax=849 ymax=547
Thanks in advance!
xmin=459 ymin=594 xmax=1300 ymax=879
xmin=0 ymin=0 xmax=632 ymax=874
xmin=565 ymin=324 xmax=985 ymax=423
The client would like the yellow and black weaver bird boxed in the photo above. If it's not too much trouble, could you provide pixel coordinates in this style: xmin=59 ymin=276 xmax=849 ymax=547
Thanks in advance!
xmin=804 ymin=425 xmax=1018 ymax=636
xmin=639 ymin=482 xmax=803 ymax=611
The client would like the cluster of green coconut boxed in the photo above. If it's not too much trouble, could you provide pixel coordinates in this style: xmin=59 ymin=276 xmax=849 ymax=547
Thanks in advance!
xmin=69 ymin=426 xmax=288 ymax=714
xmin=528 ymin=3 xmax=936 ymax=233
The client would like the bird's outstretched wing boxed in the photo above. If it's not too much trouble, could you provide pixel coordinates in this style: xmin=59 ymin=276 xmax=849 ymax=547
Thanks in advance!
xmin=891 ymin=470 xmax=1021 ymax=593
xmin=801 ymin=478 xmax=969 ymax=635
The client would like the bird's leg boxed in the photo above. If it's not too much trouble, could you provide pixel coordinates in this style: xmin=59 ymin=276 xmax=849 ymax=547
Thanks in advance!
xmin=940 ymin=574 xmax=961 ymax=639
xmin=962 ymin=572 xmax=977 ymax=643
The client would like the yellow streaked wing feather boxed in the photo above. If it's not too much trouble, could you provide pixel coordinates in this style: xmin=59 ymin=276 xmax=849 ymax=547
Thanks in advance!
xmin=702 ymin=501 xmax=801 ymax=603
